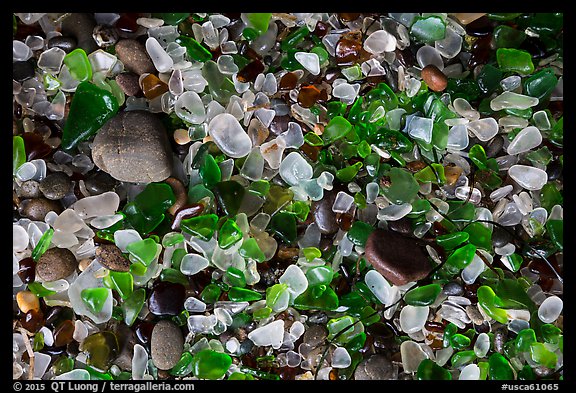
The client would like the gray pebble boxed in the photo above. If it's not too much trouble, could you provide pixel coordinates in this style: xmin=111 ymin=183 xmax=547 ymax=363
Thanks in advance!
xmin=39 ymin=172 xmax=73 ymax=200
xmin=16 ymin=180 xmax=41 ymax=199
xmin=84 ymin=171 xmax=117 ymax=195
xmin=492 ymin=226 xmax=513 ymax=248
xmin=486 ymin=135 xmax=504 ymax=158
xmin=47 ymin=36 xmax=77 ymax=53
xmin=91 ymin=111 xmax=173 ymax=183
xmin=61 ymin=13 xmax=98 ymax=53
xmin=465 ymin=304 xmax=485 ymax=325
xmin=18 ymin=198 xmax=62 ymax=221
xmin=115 ymin=72 xmax=142 ymax=97
xmin=354 ymin=355 xmax=396 ymax=380
xmin=95 ymin=244 xmax=130 ymax=272
xmin=151 ymin=320 xmax=184 ymax=370
xmin=442 ymin=281 xmax=464 ymax=296
xmin=302 ymin=325 xmax=327 ymax=348
xmin=115 ymin=39 xmax=155 ymax=75
xmin=36 ymin=247 xmax=78 ymax=282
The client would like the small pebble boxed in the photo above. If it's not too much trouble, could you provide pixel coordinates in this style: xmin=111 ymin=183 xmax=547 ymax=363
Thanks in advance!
xmin=36 ymin=247 xmax=78 ymax=282
xmin=16 ymin=180 xmax=41 ymax=199
xmin=39 ymin=172 xmax=73 ymax=200
xmin=47 ymin=36 xmax=78 ymax=53
xmin=173 ymin=129 xmax=191 ymax=145
xmin=151 ymin=320 xmax=184 ymax=370
xmin=442 ymin=281 xmax=464 ymax=296
xmin=13 ymin=60 xmax=35 ymax=82
xmin=115 ymin=39 xmax=156 ymax=76
xmin=421 ymin=64 xmax=448 ymax=92
xmin=16 ymin=290 xmax=40 ymax=313
xmin=95 ymin=244 xmax=130 ymax=272
xmin=18 ymin=198 xmax=63 ymax=221
xmin=115 ymin=73 xmax=142 ymax=97
xmin=61 ymin=13 xmax=98 ymax=53
xmin=84 ymin=171 xmax=117 ymax=195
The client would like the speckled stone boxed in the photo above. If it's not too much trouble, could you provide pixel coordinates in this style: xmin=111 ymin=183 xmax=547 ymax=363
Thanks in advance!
xmin=91 ymin=111 xmax=173 ymax=183
xmin=16 ymin=180 xmax=41 ymax=199
xmin=18 ymin=198 xmax=63 ymax=221
xmin=115 ymin=39 xmax=155 ymax=76
xmin=151 ymin=320 xmax=184 ymax=370
xmin=36 ymin=247 xmax=78 ymax=282
xmin=95 ymin=244 xmax=130 ymax=272
xmin=354 ymin=354 xmax=395 ymax=380
xmin=115 ymin=72 xmax=142 ymax=97
xmin=39 ymin=172 xmax=73 ymax=200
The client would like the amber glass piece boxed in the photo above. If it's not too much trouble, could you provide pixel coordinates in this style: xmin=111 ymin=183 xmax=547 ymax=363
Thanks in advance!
xmin=20 ymin=309 xmax=44 ymax=333
xmin=53 ymin=319 xmax=76 ymax=347
xmin=279 ymin=72 xmax=298 ymax=90
xmin=141 ymin=73 xmax=169 ymax=100
xmin=237 ymin=60 xmax=264 ymax=83
xmin=335 ymin=38 xmax=362 ymax=66
xmin=297 ymin=85 xmax=321 ymax=108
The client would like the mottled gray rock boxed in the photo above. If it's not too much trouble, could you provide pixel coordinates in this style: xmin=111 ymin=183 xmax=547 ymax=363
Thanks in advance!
xmin=115 ymin=72 xmax=141 ymax=97
xmin=16 ymin=180 xmax=41 ymax=199
xmin=91 ymin=111 xmax=173 ymax=183
xmin=354 ymin=355 xmax=396 ymax=380
xmin=36 ymin=247 xmax=78 ymax=282
xmin=95 ymin=244 xmax=130 ymax=272
xmin=115 ymin=39 xmax=155 ymax=75
xmin=18 ymin=198 xmax=62 ymax=221
xmin=39 ymin=172 xmax=73 ymax=200
xmin=151 ymin=320 xmax=184 ymax=370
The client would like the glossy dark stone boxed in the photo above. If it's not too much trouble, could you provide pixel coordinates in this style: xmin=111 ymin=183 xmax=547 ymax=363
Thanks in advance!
xmin=13 ymin=60 xmax=35 ymax=82
xmin=47 ymin=36 xmax=77 ymax=53
xmin=115 ymin=39 xmax=155 ymax=75
xmin=311 ymin=190 xmax=339 ymax=235
xmin=386 ymin=217 xmax=413 ymax=236
xmin=468 ymin=35 xmax=493 ymax=69
xmin=442 ymin=281 xmax=464 ymax=296
xmin=465 ymin=15 xmax=494 ymax=37
xmin=148 ymin=281 xmax=186 ymax=316
xmin=364 ymin=229 xmax=432 ymax=286
xmin=20 ymin=309 xmax=44 ymax=333
xmin=492 ymin=226 xmax=513 ymax=248
xmin=113 ymin=324 xmax=137 ymax=372
xmin=84 ymin=170 xmax=118 ymax=195
xmin=61 ymin=13 xmax=98 ymax=53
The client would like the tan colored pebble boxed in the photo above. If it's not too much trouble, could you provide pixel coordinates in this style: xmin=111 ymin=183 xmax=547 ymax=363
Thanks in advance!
xmin=173 ymin=128 xmax=191 ymax=145
xmin=16 ymin=290 xmax=40 ymax=314
xmin=421 ymin=64 xmax=448 ymax=92
xmin=78 ymin=258 xmax=92 ymax=272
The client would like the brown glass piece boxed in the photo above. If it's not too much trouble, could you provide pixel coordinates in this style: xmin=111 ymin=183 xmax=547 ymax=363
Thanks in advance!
xmin=269 ymin=115 xmax=290 ymax=135
xmin=300 ymin=143 xmax=320 ymax=162
xmin=312 ymin=21 xmax=329 ymax=37
xmin=338 ymin=13 xmax=361 ymax=22
xmin=468 ymin=35 xmax=493 ymax=69
xmin=279 ymin=72 xmax=298 ymax=90
xmin=20 ymin=309 xmax=44 ymax=333
xmin=116 ymin=13 xmax=144 ymax=34
xmin=18 ymin=257 xmax=35 ymax=284
xmin=237 ymin=59 xmax=265 ymax=83
xmin=336 ymin=212 xmax=354 ymax=231
xmin=465 ymin=15 xmax=494 ymax=37
xmin=53 ymin=319 xmax=75 ymax=347
xmin=22 ymin=132 xmax=52 ymax=161
xmin=134 ymin=321 xmax=155 ymax=346
xmin=141 ymin=73 xmax=169 ymax=100
xmin=297 ymin=85 xmax=321 ymax=108
xmin=335 ymin=38 xmax=362 ymax=66
xmin=148 ymin=281 xmax=186 ymax=316
xmin=170 ymin=203 xmax=204 ymax=230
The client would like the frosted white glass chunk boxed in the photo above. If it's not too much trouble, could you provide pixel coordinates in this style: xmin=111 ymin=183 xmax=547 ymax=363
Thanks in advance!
xmin=399 ymin=305 xmax=429 ymax=334
xmin=279 ymin=152 xmax=313 ymax=187
xmin=146 ymin=37 xmax=174 ymax=73
xmin=416 ymin=45 xmax=444 ymax=70
xmin=364 ymin=270 xmax=393 ymax=305
xmin=248 ymin=319 xmax=285 ymax=349
xmin=459 ymin=364 xmax=480 ymax=380
xmin=180 ymin=253 xmax=210 ymax=275
xmin=208 ymin=113 xmax=252 ymax=158
xmin=332 ymin=191 xmax=354 ymax=213
xmin=508 ymin=165 xmax=548 ymax=191
xmin=331 ymin=347 xmax=352 ymax=368
xmin=294 ymin=52 xmax=320 ymax=75
xmin=467 ymin=118 xmax=499 ymax=141
xmin=538 ymin=296 xmax=563 ymax=323
xmin=507 ymin=126 xmax=542 ymax=154
xmin=490 ymin=91 xmax=539 ymax=111
xmin=364 ymin=29 xmax=397 ymax=54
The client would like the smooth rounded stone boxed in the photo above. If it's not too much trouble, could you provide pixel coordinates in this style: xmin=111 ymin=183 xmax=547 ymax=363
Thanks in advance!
xmin=400 ymin=340 xmax=428 ymax=373
xmin=399 ymin=305 xmax=429 ymax=333
xmin=16 ymin=180 xmax=41 ymax=198
xmin=13 ymin=60 xmax=35 ymax=82
xmin=36 ymin=247 xmax=78 ymax=282
xmin=365 ymin=229 xmax=432 ymax=286
xmin=354 ymin=354 xmax=395 ymax=380
xmin=18 ymin=198 xmax=63 ymax=221
xmin=115 ymin=39 xmax=155 ymax=75
xmin=151 ymin=320 xmax=184 ymax=370
xmin=508 ymin=165 xmax=548 ymax=191
xmin=84 ymin=171 xmax=117 ymax=195
xmin=442 ymin=281 xmax=464 ymax=296
xmin=485 ymin=135 xmax=504 ymax=158
xmin=363 ymin=29 xmax=397 ymax=54
xmin=39 ymin=172 xmax=73 ymax=200
xmin=467 ymin=118 xmax=499 ymax=142
xmin=311 ymin=191 xmax=339 ymax=234
xmin=208 ymin=113 xmax=253 ymax=158
xmin=148 ymin=281 xmax=186 ymax=316
xmin=302 ymin=324 xmax=328 ymax=347
xmin=61 ymin=13 xmax=98 ymax=53
xmin=538 ymin=296 xmax=563 ymax=323
xmin=115 ymin=73 xmax=141 ymax=97
xmin=95 ymin=244 xmax=130 ymax=272
xmin=506 ymin=126 xmax=542 ymax=155
xmin=416 ymin=45 xmax=444 ymax=70
xmin=92 ymin=111 xmax=173 ymax=183
xmin=47 ymin=36 xmax=78 ymax=53
xmin=459 ymin=364 xmax=480 ymax=380
xmin=247 ymin=319 xmax=285 ymax=349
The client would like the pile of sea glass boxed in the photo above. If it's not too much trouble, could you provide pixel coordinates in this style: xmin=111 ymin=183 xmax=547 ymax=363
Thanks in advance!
xmin=13 ymin=12 xmax=563 ymax=381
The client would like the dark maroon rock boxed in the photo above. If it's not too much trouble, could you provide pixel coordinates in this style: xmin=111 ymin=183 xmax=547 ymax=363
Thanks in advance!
xmin=364 ymin=229 xmax=432 ymax=286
